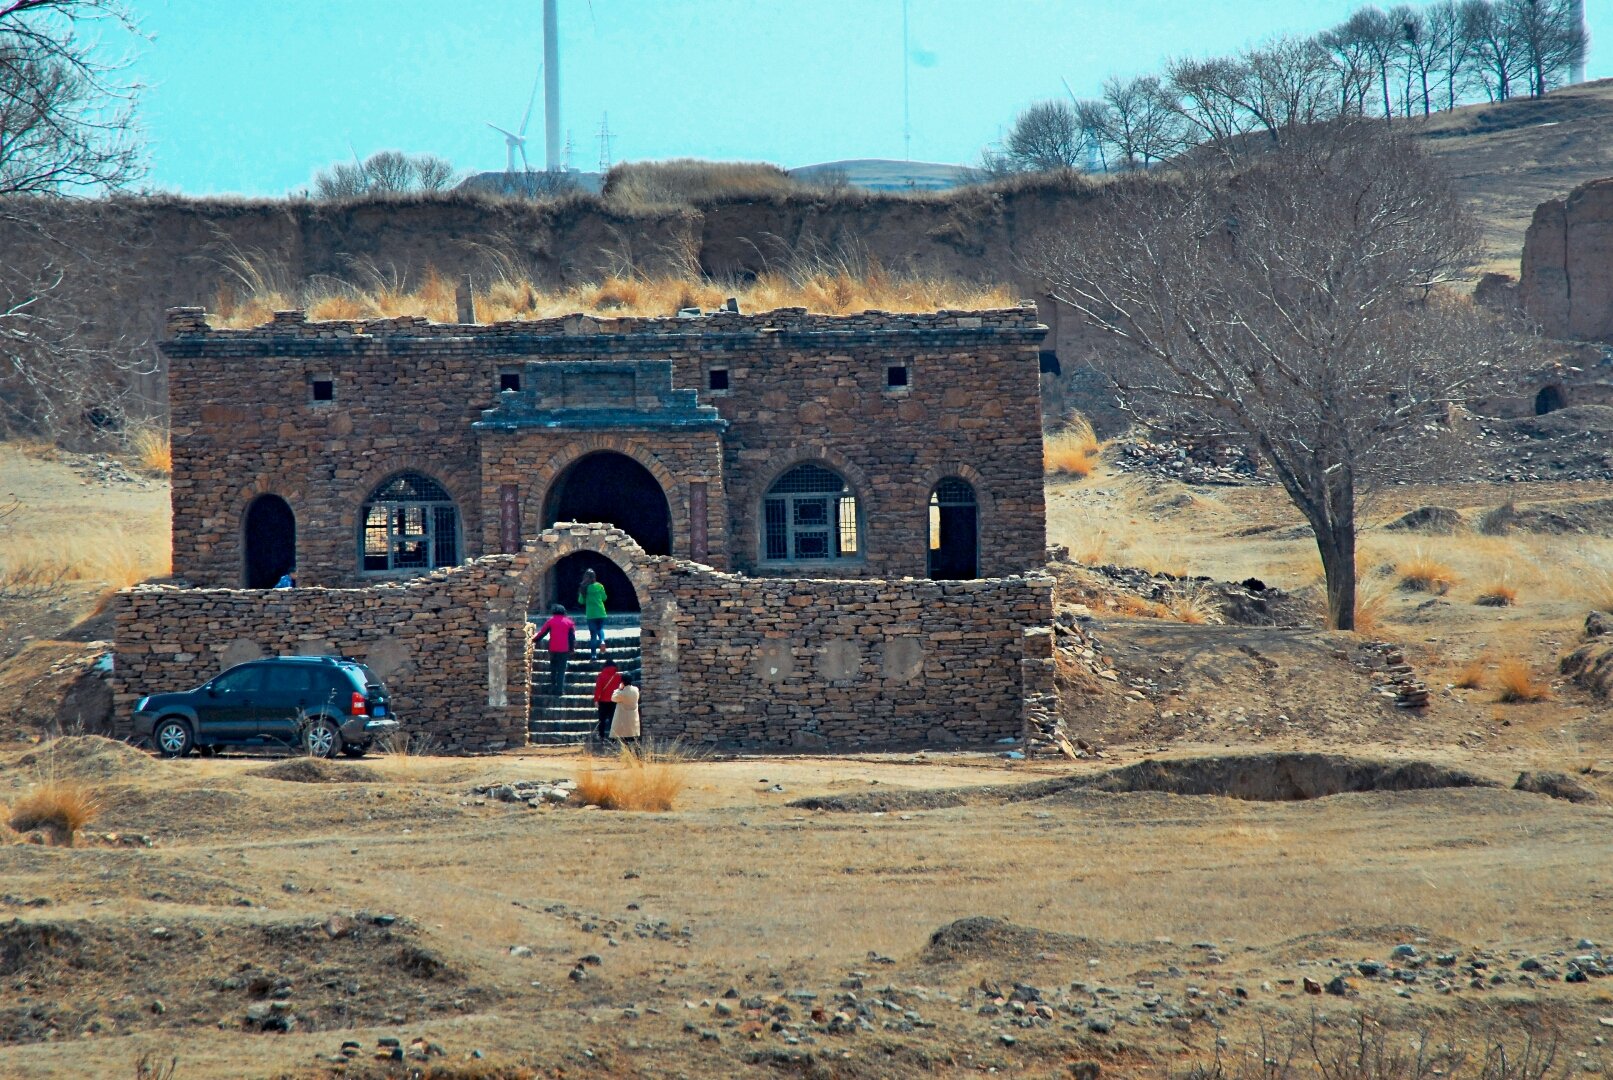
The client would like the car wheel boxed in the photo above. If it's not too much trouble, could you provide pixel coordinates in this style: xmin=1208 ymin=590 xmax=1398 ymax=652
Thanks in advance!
xmin=154 ymin=718 xmax=193 ymax=758
xmin=340 ymin=742 xmax=370 ymax=759
xmin=304 ymin=718 xmax=341 ymax=759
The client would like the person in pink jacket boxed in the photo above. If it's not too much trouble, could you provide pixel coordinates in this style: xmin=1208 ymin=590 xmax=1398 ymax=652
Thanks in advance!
xmin=532 ymin=604 xmax=576 ymax=698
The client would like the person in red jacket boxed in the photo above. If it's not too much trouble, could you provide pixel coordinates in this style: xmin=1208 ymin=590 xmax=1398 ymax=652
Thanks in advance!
xmin=593 ymin=660 xmax=623 ymax=742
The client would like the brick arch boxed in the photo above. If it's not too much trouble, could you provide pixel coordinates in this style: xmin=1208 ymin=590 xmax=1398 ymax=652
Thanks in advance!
xmin=741 ymin=446 xmax=876 ymax=569
xmin=917 ymin=462 xmax=996 ymax=517
xmin=752 ymin=445 xmax=875 ymax=502
xmin=524 ymin=436 xmax=687 ymax=554
xmin=502 ymin=526 xmax=673 ymax=743
xmin=340 ymin=460 xmax=480 ymax=535
xmin=508 ymin=527 xmax=660 ymax=619
xmin=237 ymin=486 xmax=301 ymax=588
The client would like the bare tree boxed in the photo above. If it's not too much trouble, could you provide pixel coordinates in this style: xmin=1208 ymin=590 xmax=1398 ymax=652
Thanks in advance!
xmin=1428 ymin=0 xmax=1478 ymax=109
xmin=1095 ymin=76 xmax=1185 ymax=169
xmin=1033 ymin=124 xmax=1507 ymax=631
xmin=1072 ymin=98 xmax=1112 ymax=172
xmin=1339 ymin=6 xmax=1404 ymax=119
xmin=1165 ymin=56 xmax=1261 ymax=159
xmin=1003 ymin=100 xmax=1086 ymax=172
xmin=1506 ymin=0 xmax=1586 ymax=96
xmin=1462 ymin=0 xmax=1525 ymax=99
xmin=310 ymin=151 xmax=461 ymax=199
xmin=1242 ymin=36 xmax=1342 ymax=139
xmin=0 ymin=1 xmax=146 ymax=439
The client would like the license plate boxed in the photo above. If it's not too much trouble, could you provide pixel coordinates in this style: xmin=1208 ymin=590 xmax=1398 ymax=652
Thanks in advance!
xmin=373 ymin=705 xmax=387 ymax=716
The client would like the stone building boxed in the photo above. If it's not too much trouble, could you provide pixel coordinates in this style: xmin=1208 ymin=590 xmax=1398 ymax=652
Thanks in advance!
xmin=115 ymin=305 xmax=1056 ymax=750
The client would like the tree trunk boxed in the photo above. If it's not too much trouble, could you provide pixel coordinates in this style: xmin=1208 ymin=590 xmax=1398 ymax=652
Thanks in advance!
xmin=1315 ymin=519 xmax=1358 ymax=632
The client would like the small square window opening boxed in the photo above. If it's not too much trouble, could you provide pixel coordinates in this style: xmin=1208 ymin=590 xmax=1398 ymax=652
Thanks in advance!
xmin=708 ymin=367 xmax=730 ymax=392
xmin=886 ymin=365 xmax=909 ymax=389
xmin=311 ymin=379 xmax=334 ymax=402
xmin=499 ymin=371 xmax=521 ymax=393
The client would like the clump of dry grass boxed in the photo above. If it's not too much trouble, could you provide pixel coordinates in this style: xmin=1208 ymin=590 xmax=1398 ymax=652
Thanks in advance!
xmin=374 ymin=731 xmax=438 ymax=777
xmin=1352 ymin=577 xmax=1393 ymax=636
xmin=0 ymin=527 xmax=168 ymax=591
xmin=7 ymin=780 xmax=99 ymax=846
xmin=1495 ymin=658 xmax=1551 ymax=703
xmin=1397 ymin=551 xmax=1459 ymax=595
xmin=127 ymin=425 xmax=172 ymax=476
xmin=1045 ymin=414 xmax=1101 ymax=478
xmin=572 ymin=742 xmax=691 ymax=812
xmin=1452 ymin=655 xmax=1490 ymax=689
xmin=1474 ymin=581 xmax=1518 ymax=607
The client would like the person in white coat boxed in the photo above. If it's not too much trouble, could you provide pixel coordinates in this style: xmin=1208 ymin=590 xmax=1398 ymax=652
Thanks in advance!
xmin=609 ymin=673 xmax=641 ymax=745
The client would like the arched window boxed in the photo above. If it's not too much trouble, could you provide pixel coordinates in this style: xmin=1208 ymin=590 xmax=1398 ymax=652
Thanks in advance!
xmin=762 ymin=463 xmax=859 ymax=563
xmin=928 ymin=478 xmax=979 ymax=580
xmin=360 ymin=472 xmax=459 ymax=574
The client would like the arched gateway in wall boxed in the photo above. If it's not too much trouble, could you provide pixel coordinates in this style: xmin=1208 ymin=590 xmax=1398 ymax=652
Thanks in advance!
xmin=497 ymin=526 xmax=668 ymax=746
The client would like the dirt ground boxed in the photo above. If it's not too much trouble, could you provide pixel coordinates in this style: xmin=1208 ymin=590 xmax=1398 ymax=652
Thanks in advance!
xmin=2 ymin=449 xmax=1612 ymax=1078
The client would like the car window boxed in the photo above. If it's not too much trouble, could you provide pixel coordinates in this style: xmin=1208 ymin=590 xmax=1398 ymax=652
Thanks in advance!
xmin=347 ymin=664 xmax=383 ymax=689
xmin=262 ymin=665 xmax=315 ymax=693
xmin=213 ymin=666 xmax=263 ymax=694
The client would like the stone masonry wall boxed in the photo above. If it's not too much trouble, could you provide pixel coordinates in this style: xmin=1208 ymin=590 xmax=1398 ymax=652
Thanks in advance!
xmin=161 ymin=305 xmax=1046 ymax=588
xmin=112 ymin=558 xmax=527 ymax=752
xmin=115 ymin=526 xmax=1055 ymax=752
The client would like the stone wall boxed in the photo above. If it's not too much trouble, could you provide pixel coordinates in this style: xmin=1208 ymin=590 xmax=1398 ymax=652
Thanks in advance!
xmin=162 ymin=306 xmax=1046 ymax=588
xmin=114 ymin=526 xmax=1055 ymax=752
xmin=111 ymin=558 xmax=526 ymax=752
xmin=1523 ymin=178 xmax=1613 ymax=342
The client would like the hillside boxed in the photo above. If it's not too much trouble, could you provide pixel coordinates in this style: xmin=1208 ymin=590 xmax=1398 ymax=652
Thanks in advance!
xmin=1414 ymin=78 xmax=1613 ymax=272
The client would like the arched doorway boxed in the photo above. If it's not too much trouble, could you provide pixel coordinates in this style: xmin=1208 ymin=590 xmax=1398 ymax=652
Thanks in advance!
xmin=928 ymin=478 xmax=978 ymax=580
xmin=1535 ymin=385 xmax=1567 ymax=415
xmin=244 ymin=495 xmax=296 ymax=588
xmin=543 ymin=452 xmax=671 ymax=555
xmin=547 ymin=550 xmax=642 ymax=615
xmin=529 ymin=549 xmax=645 ymax=743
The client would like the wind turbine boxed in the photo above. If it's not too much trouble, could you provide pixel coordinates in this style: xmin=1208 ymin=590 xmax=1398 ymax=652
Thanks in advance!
xmin=487 ymin=68 xmax=542 ymax=175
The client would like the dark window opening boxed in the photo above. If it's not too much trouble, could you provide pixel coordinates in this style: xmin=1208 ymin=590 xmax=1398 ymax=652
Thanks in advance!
xmin=244 ymin=494 xmax=296 ymax=588
xmin=886 ymin=365 xmax=909 ymax=388
xmin=708 ymin=367 xmax=730 ymax=392
xmin=1535 ymin=385 xmax=1566 ymax=415
xmin=359 ymin=472 xmax=459 ymax=575
xmin=762 ymin=463 xmax=859 ymax=563
xmin=928 ymin=478 xmax=979 ymax=580
xmin=1038 ymin=350 xmax=1062 ymax=375
xmin=311 ymin=379 xmax=334 ymax=402
xmin=499 ymin=371 xmax=522 ymax=393
xmin=543 ymin=452 xmax=672 ymax=556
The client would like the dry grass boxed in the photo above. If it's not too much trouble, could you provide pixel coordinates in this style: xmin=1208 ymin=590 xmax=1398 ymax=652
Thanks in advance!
xmin=373 ymin=731 xmax=439 ymax=778
xmin=1044 ymin=415 xmax=1101 ymax=478
xmin=212 ymin=249 xmax=1015 ymax=328
xmin=0 ymin=526 xmax=169 ymax=591
xmin=127 ymin=425 xmax=172 ymax=476
xmin=1452 ymin=655 xmax=1490 ymax=689
xmin=1353 ymin=577 xmax=1394 ymax=636
xmin=1495 ymin=658 xmax=1552 ymax=703
xmin=602 ymin=159 xmax=799 ymax=207
xmin=1474 ymin=581 xmax=1519 ymax=607
xmin=6 ymin=779 xmax=99 ymax=846
xmin=1397 ymin=551 xmax=1460 ymax=595
xmin=572 ymin=741 xmax=692 ymax=812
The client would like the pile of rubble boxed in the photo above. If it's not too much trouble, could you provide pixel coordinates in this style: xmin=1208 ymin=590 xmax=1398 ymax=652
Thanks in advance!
xmin=1355 ymin=642 xmax=1431 ymax=710
xmin=467 ymin=779 xmax=573 ymax=806
xmin=1114 ymin=439 xmax=1263 ymax=486
xmin=65 ymin=454 xmax=152 ymax=487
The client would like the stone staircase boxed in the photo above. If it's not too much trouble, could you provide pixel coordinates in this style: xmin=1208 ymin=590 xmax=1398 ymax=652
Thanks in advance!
xmin=527 ymin=617 xmax=642 ymax=746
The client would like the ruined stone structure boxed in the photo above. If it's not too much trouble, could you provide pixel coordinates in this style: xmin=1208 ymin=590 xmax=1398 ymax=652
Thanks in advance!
xmin=115 ymin=306 xmax=1056 ymax=750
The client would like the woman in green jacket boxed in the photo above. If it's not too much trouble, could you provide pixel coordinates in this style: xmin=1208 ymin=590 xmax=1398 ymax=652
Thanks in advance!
xmin=578 ymin=569 xmax=608 ymax=660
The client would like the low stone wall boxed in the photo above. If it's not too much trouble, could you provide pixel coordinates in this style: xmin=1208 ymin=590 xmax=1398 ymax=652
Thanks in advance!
xmin=114 ymin=525 xmax=1055 ymax=751
xmin=112 ymin=558 xmax=526 ymax=752
xmin=648 ymin=562 xmax=1053 ymax=747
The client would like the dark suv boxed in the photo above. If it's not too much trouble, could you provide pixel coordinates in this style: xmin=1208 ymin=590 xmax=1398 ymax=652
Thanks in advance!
xmin=132 ymin=656 xmax=399 ymax=759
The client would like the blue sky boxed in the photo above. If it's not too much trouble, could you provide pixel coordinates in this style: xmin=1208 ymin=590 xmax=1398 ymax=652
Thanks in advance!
xmin=127 ymin=0 xmax=1613 ymax=196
